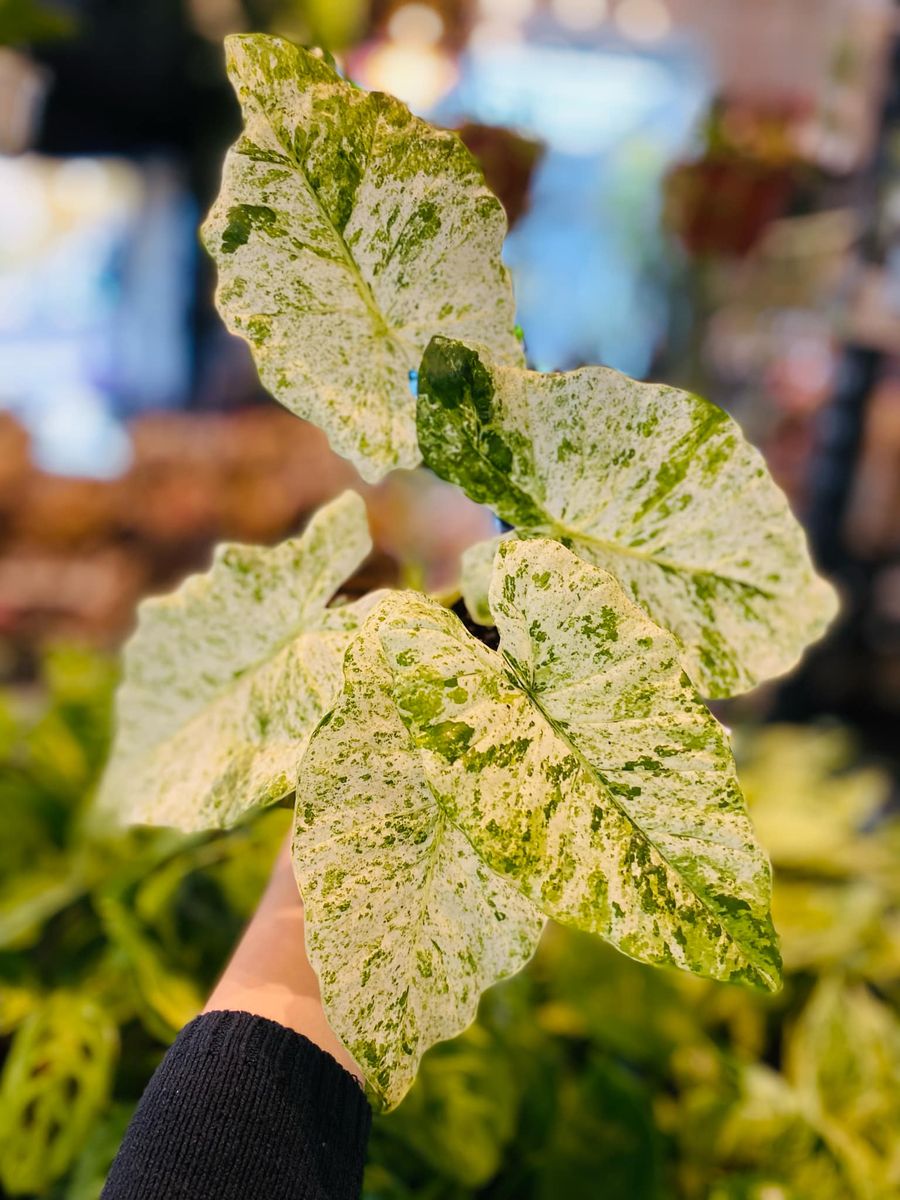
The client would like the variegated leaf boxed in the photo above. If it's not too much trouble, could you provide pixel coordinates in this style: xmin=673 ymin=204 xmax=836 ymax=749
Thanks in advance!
xmin=0 ymin=993 xmax=118 ymax=1196
xmin=102 ymin=491 xmax=383 ymax=831
xmin=203 ymin=35 xmax=522 ymax=483
xmin=388 ymin=538 xmax=779 ymax=986
xmin=293 ymin=609 xmax=545 ymax=1110
xmin=418 ymin=337 xmax=838 ymax=697
xmin=295 ymin=539 xmax=780 ymax=1107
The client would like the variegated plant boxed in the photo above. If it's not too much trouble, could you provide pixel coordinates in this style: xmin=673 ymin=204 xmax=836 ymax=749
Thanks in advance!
xmin=102 ymin=31 xmax=839 ymax=1110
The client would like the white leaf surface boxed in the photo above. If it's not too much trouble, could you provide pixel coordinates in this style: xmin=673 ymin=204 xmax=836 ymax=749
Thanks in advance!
xmin=295 ymin=538 xmax=780 ymax=1105
xmin=203 ymin=35 xmax=522 ymax=482
xmin=418 ymin=338 xmax=838 ymax=697
xmin=293 ymin=611 xmax=544 ymax=1110
xmin=101 ymin=491 xmax=380 ymax=831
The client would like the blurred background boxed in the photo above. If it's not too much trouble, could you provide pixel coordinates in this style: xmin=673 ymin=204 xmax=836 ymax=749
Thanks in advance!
xmin=1 ymin=2 xmax=899 ymax=1198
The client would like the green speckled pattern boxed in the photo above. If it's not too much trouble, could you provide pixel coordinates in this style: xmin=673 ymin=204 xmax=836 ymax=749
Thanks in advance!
xmin=418 ymin=337 xmax=838 ymax=697
xmin=100 ymin=491 xmax=382 ymax=831
xmin=203 ymin=35 xmax=522 ymax=483
xmin=293 ymin=606 xmax=545 ymax=1111
xmin=296 ymin=538 xmax=780 ymax=1106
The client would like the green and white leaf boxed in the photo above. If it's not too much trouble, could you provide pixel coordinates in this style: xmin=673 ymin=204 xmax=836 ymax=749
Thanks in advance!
xmin=203 ymin=34 xmax=522 ymax=483
xmin=393 ymin=538 xmax=779 ymax=986
xmin=418 ymin=337 xmax=838 ymax=697
xmin=296 ymin=539 xmax=780 ymax=1109
xmin=102 ymin=491 xmax=383 ymax=832
xmin=293 ymin=606 xmax=545 ymax=1110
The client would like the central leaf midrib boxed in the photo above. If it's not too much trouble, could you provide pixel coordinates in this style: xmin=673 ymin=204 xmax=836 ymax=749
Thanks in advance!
xmin=288 ymin=136 xmax=417 ymax=367
xmin=501 ymin=651 xmax=769 ymax=975
xmin=460 ymin=422 xmax=775 ymax=599
xmin=544 ymin=521 xmax=777 ymax=599
xmin=397 ymin=637 xmax=768 ymax=977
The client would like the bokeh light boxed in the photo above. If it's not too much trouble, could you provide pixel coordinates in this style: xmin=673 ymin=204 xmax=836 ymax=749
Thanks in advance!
xmin=614 ymin=0 xmax=672 ymax=43
xmin=386 ymin=2 xmax=445 ymax=46
xmin=477 ymin=0 xmax=536 ymax=19
xmin=550 ymin=0 xmax=609 ymax=33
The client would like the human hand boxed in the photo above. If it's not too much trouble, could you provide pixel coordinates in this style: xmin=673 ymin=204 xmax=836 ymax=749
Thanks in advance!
xmin=204 ymin=837 xmax=363 ymax=1085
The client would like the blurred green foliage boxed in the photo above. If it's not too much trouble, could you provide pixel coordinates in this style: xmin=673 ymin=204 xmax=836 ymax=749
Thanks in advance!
xmin=0 ymin=648 xmax=288 ymax=1197
xmin=245 ymin=0 xmax=368 ymax=51
xmin=0 ymin=0 xmax=74 ymax=46
xmin=1 ymin=651 xmax=898 ymax=1198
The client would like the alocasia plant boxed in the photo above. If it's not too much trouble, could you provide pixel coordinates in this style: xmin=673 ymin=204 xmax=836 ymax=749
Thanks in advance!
xmin=102 ymin=31 xmax=838 ymax=1109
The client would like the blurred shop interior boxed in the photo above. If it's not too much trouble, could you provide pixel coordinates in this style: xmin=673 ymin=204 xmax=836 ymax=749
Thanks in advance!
xmin=2 ymin=0 xmax=900 ymax=755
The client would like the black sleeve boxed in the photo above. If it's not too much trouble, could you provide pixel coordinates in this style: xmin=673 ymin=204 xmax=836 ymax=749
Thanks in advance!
xmin=102 ymin=1010 xmax=371 ymax=1200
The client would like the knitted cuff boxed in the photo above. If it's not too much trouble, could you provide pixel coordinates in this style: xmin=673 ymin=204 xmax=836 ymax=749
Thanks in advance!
xmin=102 ymin=1010 xmax=371 ymax=1200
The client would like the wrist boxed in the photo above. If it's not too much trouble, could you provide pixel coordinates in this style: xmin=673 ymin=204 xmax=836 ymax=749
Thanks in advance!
xmin=204 ymin=855 xmax=363 ymax=1086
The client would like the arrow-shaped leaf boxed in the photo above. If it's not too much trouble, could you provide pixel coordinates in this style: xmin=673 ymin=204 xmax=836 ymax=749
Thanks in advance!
xmin=295 ymin=538 xmax=780 ymax=1105
xmin=101 ymin=491 xmax=383 ymax=831
xmin=203 ymin=35 xmax=522 ymax=483
xmin=418 ymin=336 xmax=838 ymax=697
xmin=293 ymin=608 xmax=545 ymax=1110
